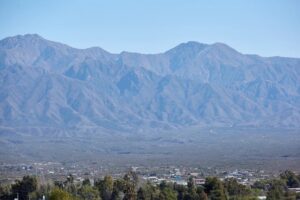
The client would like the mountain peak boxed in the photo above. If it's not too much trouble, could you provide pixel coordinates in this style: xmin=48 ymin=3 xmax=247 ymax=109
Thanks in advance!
xmin=3 ymin=33 xmax=45 ymax=42
xmin=21 ymin=33 xmax=44 ymax=39
xmin=166 ymin=41 xmax=208 ymax=55
xmin=207 ymin=42 xmax=241 ymax=55
xmin=0 ymin=33 xmax=48 ymax=50
xmin=164 ymin=41 xmax=242 ymax=59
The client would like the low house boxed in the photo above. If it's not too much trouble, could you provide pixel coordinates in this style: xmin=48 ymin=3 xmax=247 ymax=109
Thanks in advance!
xmin=288 ymin=188 xmax=300 ymax=193
xmin=194 ymin=178 xmax=205 ymax=185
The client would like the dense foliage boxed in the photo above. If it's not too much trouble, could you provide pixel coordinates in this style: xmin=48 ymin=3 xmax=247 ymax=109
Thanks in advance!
xmin=1 ymin=170 xmax=300 ymax=200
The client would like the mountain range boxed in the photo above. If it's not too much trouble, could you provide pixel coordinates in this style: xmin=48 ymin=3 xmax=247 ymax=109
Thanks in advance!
xmin=1 ymin=34 xmax=300 ymax=132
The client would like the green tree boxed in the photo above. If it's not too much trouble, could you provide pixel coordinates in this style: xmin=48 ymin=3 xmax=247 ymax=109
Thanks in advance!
xmin=196 ymin=187 xmax=208 ymax=200
xmin=210 ymin=189 xmax=227 ymax=200
xmin=63 ymin=174 xmax=77 ymax=196
xmin=137 ymin=187 xmax=147 ymax=200
xmin=111 ymin=179 xmax=124 ymax=200
xmin=280 ymin=170 xmax=300 ymax=188
xmin=284 ymin=190 xmax=297 ymax=200
xmin=204 ymin=177 xmax=226 ymax=200
xmin=123 ymin=173 xmax=137 ymax=200
xmin=182 ymin=177 xmax=199 ymax=200
xmin=95 ymin=176 xmax=114 ymax=200
xmin=82 ymin=178 xmax=91 ymax=186
xmin=174 ymin=184 xmax=187 ymax=200
xmin=296 ymin=192 xmax=300 ymax=200
xmin=66 ymin=174 xmax=75 ymax=184
xmin=266 ymin=180 xmax=286 ymax=200
xmin=137 ymin=181 xmax=159 ymax=200
xmin=78 ymin=185 xmax=101 ymax=200
xmin=252 ymin=180 xmax=268 ymax=190
xmin=224 ymin=178 xmax=251 ymax=199
xmin=54 ymin=180 xmax=64 ymax=189
xmin=29 ymin=183 xmax=52 ymax=200
xmin=0 ymin=184 xmax=12 ymax=200
xmin=11 ymin=175 xmax=37 ymax=200
xmin=49 ymin=188 xmax=77 ymax=200
xmin=159 ymin=187 xmax=177 ymax=200
xmin=187 ymin=177 xmax=195 ymax=192
xmin=159 ymin=181 xmax=168 ymax=191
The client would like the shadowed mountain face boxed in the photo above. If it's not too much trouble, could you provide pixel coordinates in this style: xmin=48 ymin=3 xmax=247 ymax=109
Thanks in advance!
xmin=1 ymin=34 xmax=300 ymax=131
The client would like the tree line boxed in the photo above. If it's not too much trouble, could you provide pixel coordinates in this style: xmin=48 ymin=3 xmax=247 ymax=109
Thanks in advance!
xmin=1 ymin=170 xmax=300 ymax=200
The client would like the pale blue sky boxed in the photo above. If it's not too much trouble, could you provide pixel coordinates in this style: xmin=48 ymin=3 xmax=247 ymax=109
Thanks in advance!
xmin=0 ymin=0 xmax=299 ymax=57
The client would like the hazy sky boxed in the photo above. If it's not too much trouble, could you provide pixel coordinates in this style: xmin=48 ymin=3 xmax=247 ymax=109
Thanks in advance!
xmin=1 ymin=0 xmax=299 ymax=57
